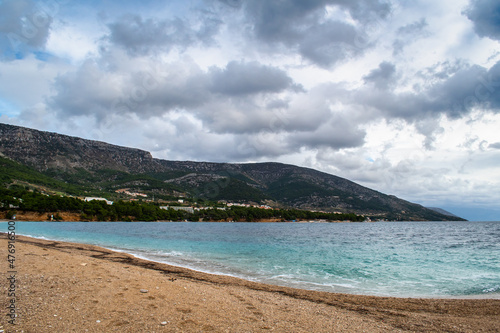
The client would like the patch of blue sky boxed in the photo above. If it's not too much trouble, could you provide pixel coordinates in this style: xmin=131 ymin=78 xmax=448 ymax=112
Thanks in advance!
xmin=0 ymin=34 xmax=35 ymax=61
xmin=0 ymin=98 xmax=20 ymax=118
xmin=58 ymin=0 xmax=182 ymax=19
xmin=33 ymin=50 xmax=51 ymax=61
xmin=0 ymin=39 xmax=22 ymax=60
xmin=0 ymin=50 xmax=47 ymax=61
xmin=0 ymin=50 xmax=21 ymax=60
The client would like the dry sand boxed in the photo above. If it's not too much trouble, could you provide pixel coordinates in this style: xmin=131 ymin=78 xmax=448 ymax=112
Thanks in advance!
xmin=1 ymin=234 xmax=499 ymax=332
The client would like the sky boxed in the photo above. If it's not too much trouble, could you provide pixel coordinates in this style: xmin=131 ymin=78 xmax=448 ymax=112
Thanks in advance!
xmin=0 ymin=0 xmax=499 ymax=220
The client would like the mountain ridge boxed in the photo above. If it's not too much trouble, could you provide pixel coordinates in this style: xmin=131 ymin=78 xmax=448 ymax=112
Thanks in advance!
xmin=427 ymin=207 xmax=461 ymax=218
xmin=0 ymin=123 xmax=464 ymax=221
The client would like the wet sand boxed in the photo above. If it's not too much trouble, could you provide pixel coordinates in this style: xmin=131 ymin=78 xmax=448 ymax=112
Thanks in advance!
xmin=1 ymin=234 xmax=499 ymax=332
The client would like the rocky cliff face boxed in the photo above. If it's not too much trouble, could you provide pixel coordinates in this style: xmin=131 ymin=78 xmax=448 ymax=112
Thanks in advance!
xmin=0 ymin=123 xmax=163 ymax=173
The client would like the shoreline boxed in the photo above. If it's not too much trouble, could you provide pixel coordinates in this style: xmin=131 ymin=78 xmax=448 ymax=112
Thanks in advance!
xmin=0 ymin=213 xmax=350 ymax=223
xmin=9 ymin=231 xmax=500 ymax=301
xmin=1 ymin=234 xmax=499 ymax=332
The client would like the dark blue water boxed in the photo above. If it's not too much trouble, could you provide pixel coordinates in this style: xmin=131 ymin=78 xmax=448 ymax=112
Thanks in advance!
xmin=5 ymin=221 xmax=500 ymax=298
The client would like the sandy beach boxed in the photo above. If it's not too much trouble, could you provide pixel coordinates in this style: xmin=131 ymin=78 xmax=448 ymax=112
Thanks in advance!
xmin=1 ymin=234 xmax=499 ymax=332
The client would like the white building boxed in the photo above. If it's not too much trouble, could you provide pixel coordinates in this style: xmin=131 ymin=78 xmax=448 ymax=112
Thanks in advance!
xmin=160 ymin=206 xmax=194 ymax=214
xmin=84 ymin=197 xmax=113 ymax=205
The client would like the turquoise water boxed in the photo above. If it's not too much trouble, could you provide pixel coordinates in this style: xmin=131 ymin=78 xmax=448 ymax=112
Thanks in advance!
xmin=4 ymin=221 xmax=500 ymax=298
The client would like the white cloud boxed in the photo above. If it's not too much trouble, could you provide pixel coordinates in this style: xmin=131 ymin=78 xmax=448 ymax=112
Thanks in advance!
xmin=305 ymin=112 xmax=500 ymax=212
xmin=0 ymin=55 xmax=70 ymax=109
xmin=45 ymin=21 xmax=101 ymax=63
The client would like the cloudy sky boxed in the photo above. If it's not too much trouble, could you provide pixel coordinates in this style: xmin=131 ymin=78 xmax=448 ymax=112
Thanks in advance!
xmin=1 ymin=0 xmax=499 ymax=220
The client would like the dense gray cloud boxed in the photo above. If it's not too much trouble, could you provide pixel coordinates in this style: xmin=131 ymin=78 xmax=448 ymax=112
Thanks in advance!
xmin=0 ymin=0 xmax=54 ymax=59
xmin=209 ymin=61 xmax=301 ymax=95
xmin=49 ymin=59 xmax=209 ymax=119
xmin=464 ymin=0 xmax=500 ymax=41
xmin=49 ymin=57 xmax=301 ymax=128
xmin=242 ymin=0 xmax=391 ymax=39
xmin=298 ymin=21 xmax=364 ymax=67
xmin=48 ymin=60 xmax=123 ymax=119
xmin=220 ymin=0 xmax=391 ymax=67
xmin=218 ymin=0 xmax=391 ymax=21
xmin=106 ymin=14 xmax=222 ymax=55
xmin=354 ymin=60 xmax=500 ymax=121
xmin=288 ymin=116 xmax=366 ymax=150
xmin=433 ymin=61 xmax=500 ymax=117
xmin=489 ymin=142 xmax=500 ymax=149
xmin=363 ymin=61 xmax=397 ymax=89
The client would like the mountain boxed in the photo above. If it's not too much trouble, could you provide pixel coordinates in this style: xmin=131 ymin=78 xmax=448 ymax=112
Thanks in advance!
xmin=0 ymin=123 xmax=162 ymax=173
xmin=0 ymin=123 xmax=464 ymax=221
xmin=427 ymin=207 xmax=461 ymax=218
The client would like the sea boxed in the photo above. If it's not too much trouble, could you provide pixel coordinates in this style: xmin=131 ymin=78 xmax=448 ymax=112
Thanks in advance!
xmin=4 ymin=221 xmax=499 ymax=299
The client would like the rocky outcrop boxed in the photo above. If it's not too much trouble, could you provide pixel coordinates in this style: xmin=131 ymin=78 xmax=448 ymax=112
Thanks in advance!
xmin=0 ymin=123 xmax=164 ymax=173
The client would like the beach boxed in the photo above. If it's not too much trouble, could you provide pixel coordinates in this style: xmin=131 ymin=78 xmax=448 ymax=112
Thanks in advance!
xmin=1 ymin=234 xmax=499 ymax=332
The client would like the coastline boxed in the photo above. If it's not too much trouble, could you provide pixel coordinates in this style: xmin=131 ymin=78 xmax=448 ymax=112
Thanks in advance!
xmin=1 ymin=234 xmax=499 ymax=332
xmin=0 ymin=212 xmax=343 ymax=223
xmin=9 ymin=228 xmax=500 ymax=301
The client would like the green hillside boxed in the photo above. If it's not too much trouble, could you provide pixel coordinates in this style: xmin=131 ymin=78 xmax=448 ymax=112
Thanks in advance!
xmin=0 ymin=123 xmax=467 ymax=221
